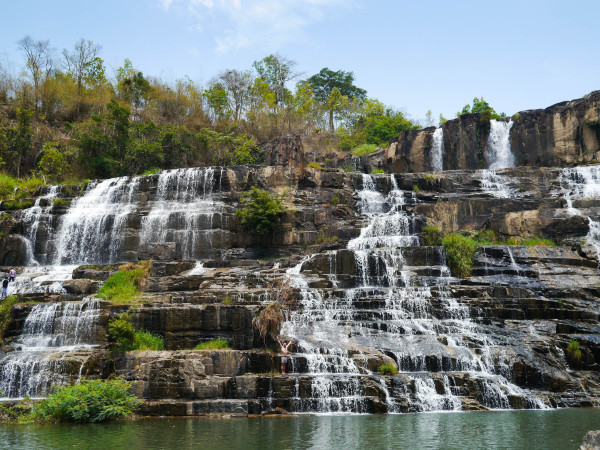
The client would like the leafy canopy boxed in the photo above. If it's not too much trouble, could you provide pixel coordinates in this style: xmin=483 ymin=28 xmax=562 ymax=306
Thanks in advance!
xmin=235 ymin=186 xmax=286 ymax=235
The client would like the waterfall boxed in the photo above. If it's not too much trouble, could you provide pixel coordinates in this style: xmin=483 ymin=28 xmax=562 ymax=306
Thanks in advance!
xmin=18 ymin=185 xmax=60 ymax=265
xmin=0 ymin=299 xmax=100 ymax=399
xmin=53 ymin=177 xmax=140 ymax=264
xmin=139 ymin=167 xmax=226 ymax=259
xmin=431 ymin=128 xmax=444 ymax=173
xmin=559 ymin=165 xmax=600 ymax=259
xmin=282 ymin=173 xmax=547 ymax=413
xmin=480 ymin=120 xmax=515 ymax=198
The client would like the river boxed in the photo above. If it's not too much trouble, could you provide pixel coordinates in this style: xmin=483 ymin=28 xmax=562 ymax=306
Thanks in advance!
xmin=1 ymin=409 xmax=599 ymax=449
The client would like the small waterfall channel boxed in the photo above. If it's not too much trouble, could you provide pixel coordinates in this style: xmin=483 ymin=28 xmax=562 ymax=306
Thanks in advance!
xmin=0 ymin=299 xmax=100 ymax=399
xmin=431 ymin=128 xmax=444 ymax=173
xmin=481 ymin=120 xmax=515 ymax=198
xmin=559 ymin=165 xmax=600 ymax=259
xmin=282 ymin=174 xmax=546 ymax=413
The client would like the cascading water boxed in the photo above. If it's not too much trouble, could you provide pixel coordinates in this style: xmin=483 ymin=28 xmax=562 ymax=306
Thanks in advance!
xmin=282 ymin=173 xmax=546 ymax=413
xmin=559 ymin=165 xmax=600 ymax=259
xmin=431 ymin=128 xmax=444 ymax=173
xmin=18 ymin=185 xmax=60 ymax=265
xmin=0 ymin=299 xmax=100 ymax=399
xmin=140 ymin=167 xmax=226 ymax=260
xmin=481 ymin=120 xmax=515 ymax=198
xmin=54 ymin=176 xmax=140 ymax=264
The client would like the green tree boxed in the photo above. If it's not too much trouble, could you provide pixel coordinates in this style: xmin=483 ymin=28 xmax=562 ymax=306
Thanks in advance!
xmin=307 ymin=68 xmax=367 ymax=132
xmin=235 ymin=187 xmax=286 ymax=235
xmin=202 ymin=82 xmax=231 ymax=123
xmin=117 ymin=59 xmax=151 ymax=114
xmin=62 ymin=39 xmax=102 ymax=101
xmin=459 ymin=97 xmax=505 ymax=119
xmin=37 ymin=142 xmax=70 ymax=181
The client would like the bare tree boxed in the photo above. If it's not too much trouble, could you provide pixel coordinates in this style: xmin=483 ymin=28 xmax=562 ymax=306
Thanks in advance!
xmin=18 ymin=36 xmax=54 ymax=109
xmin=62 ymin=38 xmax=102 ymax=98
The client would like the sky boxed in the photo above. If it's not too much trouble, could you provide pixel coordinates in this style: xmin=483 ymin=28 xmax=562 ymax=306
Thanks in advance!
xmin=0 ymin=0 xmax=598 ymax=122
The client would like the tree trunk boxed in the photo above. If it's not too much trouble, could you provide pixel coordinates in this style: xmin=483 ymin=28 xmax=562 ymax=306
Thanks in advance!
xmin=329 ymin=109 xmax=334 ymax=133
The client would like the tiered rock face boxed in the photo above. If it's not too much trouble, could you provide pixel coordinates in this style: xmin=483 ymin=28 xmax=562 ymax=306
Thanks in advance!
xmin=1 ymin=163 xmax=599 ymax=415
xmin=383 ymin=91 xmax=600 ymax=173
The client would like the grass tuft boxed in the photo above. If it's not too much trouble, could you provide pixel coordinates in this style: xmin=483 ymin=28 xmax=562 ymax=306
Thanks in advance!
xmin=194 ymin=339 xmax=230 ymax=350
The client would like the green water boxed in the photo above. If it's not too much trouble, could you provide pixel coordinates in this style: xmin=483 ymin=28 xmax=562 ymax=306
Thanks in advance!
xmin=1 ymin=409 xmax=599 ymax=449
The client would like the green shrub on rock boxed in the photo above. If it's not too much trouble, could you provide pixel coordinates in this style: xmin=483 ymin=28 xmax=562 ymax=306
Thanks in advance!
xmin=442 ymin=233 xmax=476 ymax=278
xmin=566 ymin=340 xmax=582 ymax=367
xmin=194 ymin=339 xmax=230 ymax=350
xmin=235 ymin=187 xmax=286 ymax=235
xmin=379 ymin=363 xmax=399 ymax=375
xmin=98 ymin=261 xmax=151 ymax=301
xmin=421 ymin=226 xmax=443 ymax=246
xmin=107 ymin=312 xmax=164 ymax=351
xmin=30 ymin=378 xmax=143 ymax=423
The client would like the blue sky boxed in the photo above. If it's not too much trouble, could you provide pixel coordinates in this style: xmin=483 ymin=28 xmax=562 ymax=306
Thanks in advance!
xmin=1 ymin=0 xmax=598 ymax=122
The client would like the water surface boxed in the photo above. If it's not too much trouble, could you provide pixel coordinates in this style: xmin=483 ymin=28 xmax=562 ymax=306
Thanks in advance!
xmin=1 ymin=409 xmax=599 ymax=449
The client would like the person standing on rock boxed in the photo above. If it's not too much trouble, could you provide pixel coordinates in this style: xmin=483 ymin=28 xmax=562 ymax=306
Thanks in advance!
xmin=277 ymin=337 xmax=293 ymax=374
xmin=1 ymin=277 xmax=8 ymax=299
xmin=8 ymin=269 xmax=15 ymax=282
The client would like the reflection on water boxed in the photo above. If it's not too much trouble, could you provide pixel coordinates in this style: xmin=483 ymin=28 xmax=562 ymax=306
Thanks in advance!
xmin=1 ymin=409 xmax=599 ymax=449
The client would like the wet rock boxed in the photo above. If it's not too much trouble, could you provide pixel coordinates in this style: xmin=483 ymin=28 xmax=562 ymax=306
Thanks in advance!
xmin=580 ymin=430 xmax=600 ymax=450
xmin=63 ymin=279 xmax=98 ymax=295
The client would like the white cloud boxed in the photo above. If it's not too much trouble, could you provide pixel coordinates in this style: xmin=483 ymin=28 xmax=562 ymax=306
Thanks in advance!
xmin=160 ymin=0 xmax=353 ymax=52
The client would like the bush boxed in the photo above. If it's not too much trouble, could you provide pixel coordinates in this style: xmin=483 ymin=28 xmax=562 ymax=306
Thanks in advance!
xmin=378 ymin=363 xmax=399 ymax=375
xmin=107 ymin=312 xmax=136 ymax=350
xmin=308 ymin=162 xmax=323 ymax=169
xmin=371 ymin=169 xmax=384 ymax=174
xmin=30 ymin=378 xmax=143 ymax=423
xmin=107 ymin=312 xmax=164 ymax=351
xmin=443 ymin=233 xmax=477 ymax=278
xmin=235 ymin=187 xmax=286 ymax=235
xmin=139 ymin=167 xmax=161 ymax=176
xmin=505 ymin=237 xmax=556 ymax=247
xmin=133 ymin=330 xmax=164 ymax=350
xmin=98 ymin=261 xmax=151 ymax=301
xmin=0 ymin=175 xmax=44 ymax=201
xmin=352 ymin=143 xmax=378 ymax=157
xmin=253 ymin=301 xmax=285 ymax=342
xmin=421 ymin=226 xmax=443 ymax=246
xmin=566 ymin=340 xmax=582 ymax=367
xmin=472 ymin=230 xmax=498 ymax=245
xmin=194 ymin=339 xmax=230 ymax=350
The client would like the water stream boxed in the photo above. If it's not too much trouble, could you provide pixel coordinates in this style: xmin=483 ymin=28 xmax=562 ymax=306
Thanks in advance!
xmin=431 ymin=128 xmax=444 ymax=173
xmin=481 ymin=119 xmax=515 ymax=198
xmin=282 ymin=173 xmax=546 ymax=413
xmin=0 ymin=299 xmax=100 ymax=399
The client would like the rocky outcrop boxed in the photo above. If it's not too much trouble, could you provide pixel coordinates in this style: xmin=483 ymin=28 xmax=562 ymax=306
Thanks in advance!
xmin=260 ymin=134 xmax=307 ymax=169
xmin=382 ymin=91 xmax=600 ymax=173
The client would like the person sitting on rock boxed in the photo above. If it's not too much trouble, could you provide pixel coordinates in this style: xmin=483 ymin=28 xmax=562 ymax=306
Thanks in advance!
xmin=277 ymin=337 xmax=293 ymax=374
xmin=1 ymin=277 xmax=8 ymax=299
xmin=8 ymin=268 xmax=15 ymax=282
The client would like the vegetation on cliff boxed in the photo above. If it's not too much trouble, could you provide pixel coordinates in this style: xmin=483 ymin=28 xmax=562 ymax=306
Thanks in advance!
xmin=107 ymin=312 xmax=164 ymax=351
xmin=236 ymin=187 xmax=287 ymax=235
xmin=98 ymin=261 xmax=151 ymax=301
xmin=0 ymin=37 xmax=420 ymax=185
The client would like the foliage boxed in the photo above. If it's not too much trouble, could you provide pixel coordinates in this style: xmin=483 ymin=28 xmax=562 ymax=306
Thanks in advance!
xmin=140 ymin=167 xmax=161 ymax=176
xmin=504 ymin=237 xmax=556 ymax=246
xmin=52 ymin=198 xmax=68 ymax=208
xmin=132 ymin=330 xmax=164 ymax=351
xmin=352 ymin=144 xmax=378 ymax=157
xmin=378 ymin=363 xmax=399 ymax=375
xmin=459 ymin=97 xmax=505 ymax=120
xmin=442 ymin=233 xmax=477 ymax=278
xmin=371 ymin=169 xmax=384 ymax=174
xmin=0 ymin=174 xmax=44 ymax=200
xmin=421 ymin=226 xmax=443 ymax=246
xmin=235 ymin=187 xmax=286 ymax=235
xmin=471 ymin=230 xmax=498 ymax=245
xmin=194 ymin=339 xmax=230 ymax=350
xmin=107 ymin=312 xmax=164 ymax=351
xmin=308 ymin=162 xmax=323 ymax=169
xmin=253 ymin=302 xmax=285 ymax=342
xmin=0 ymin=295 xmax=21 ymax=339
xmin=97 ymin=261 xmax=151 ymax=301
xmin=37 ymin=143 xmax=71 ymax=182
xmin=107 ymin=312 xmax=136 ymax=350
xmin=412 ymin=185 xmax=420 ymax=193
xmin=566 ymin=340 xmax=582 ymax=367
xmin=30 ymin=378 xmax=143 ymax=423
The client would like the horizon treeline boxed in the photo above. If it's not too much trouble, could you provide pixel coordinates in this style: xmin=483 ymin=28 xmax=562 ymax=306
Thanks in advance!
xmin=0 ymin=37 xmax=421 ymax=182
